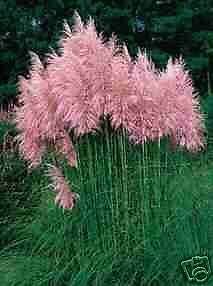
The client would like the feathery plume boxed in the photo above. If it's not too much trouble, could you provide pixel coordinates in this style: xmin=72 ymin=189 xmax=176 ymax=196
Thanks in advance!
xmin=128 ymin=50 xmax=168 ymax=142
xmin=158 ymin=57 xmax=205 ymax=151
xmin=106 ymin=44 xmax=133 ymax=130
xmin=47 ymin=13 xmax=115 ymax=136
xmin=14 ymin=53 xmax=47 ymax=167
xmin=54 ymin=130 xmax=78 ymax=167
xmin=15 ymin=52 xmax=67 ymax=167
xmin=47 ymin=164 xmax=79 ymax=210
xmin=109 ymin=49 xmax=161 ymax=144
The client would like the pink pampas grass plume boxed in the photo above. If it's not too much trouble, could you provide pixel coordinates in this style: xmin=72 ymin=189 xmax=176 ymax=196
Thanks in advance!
xmin=47 ymin=164 xmax=80 ymax=210
xmin=106 ymin=44 xmax=133 ymax=130
xmin=54 ymin=130 xmax=78 ymax=167
xmin=109 ymin=49 xmax=162 ymax=144
xmin=14 ymin=52 xmax=47 ymax=167
xmin=158 ymin=57 xmax=205 ymax=152
xmin=46 ymin=12 xmax=115 ymax=137
xmin=129 ymin=50 xmax=173 ymax=142
xmin=124 ymin=50 xmax=162 ymax=144
xmin=15 ymin=52 xmax=63 ymax=167
xmin=15 ymin=52 xmax=67 ymax=167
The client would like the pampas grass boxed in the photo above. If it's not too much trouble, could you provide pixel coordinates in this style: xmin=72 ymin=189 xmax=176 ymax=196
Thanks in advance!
xmin=1 ymin=10 xmax=210 ymax=286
